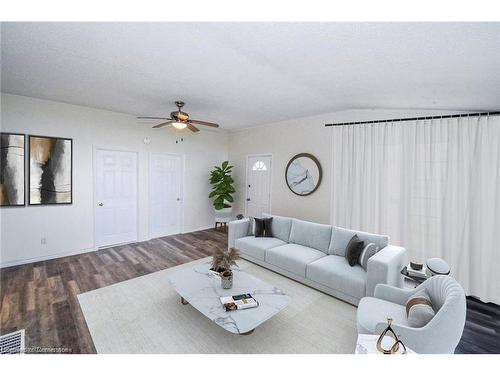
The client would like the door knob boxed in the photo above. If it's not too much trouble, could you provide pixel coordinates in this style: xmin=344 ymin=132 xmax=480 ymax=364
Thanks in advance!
xmin=176 ymin=198 xmax=181 ymax=201
xmin=98 ymin=202 xmax=104 ymax=206
xmin=246 ymin=198 xmax=251 ymax=201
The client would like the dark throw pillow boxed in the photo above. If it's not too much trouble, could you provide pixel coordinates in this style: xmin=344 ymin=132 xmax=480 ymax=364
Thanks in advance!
xmin=254 ymin=218 xmax=265 ymax=237
xmin=254 ymin=217 xmax=273 ymax=238
xmin=345 ymin=235 xmax=365 ymax=266
xmin=263 ymin=217 xmax=273 ymax=237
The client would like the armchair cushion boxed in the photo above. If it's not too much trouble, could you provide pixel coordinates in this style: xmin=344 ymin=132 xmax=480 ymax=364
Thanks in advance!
xmin=357 ymin=296 xmax=408 ymax=334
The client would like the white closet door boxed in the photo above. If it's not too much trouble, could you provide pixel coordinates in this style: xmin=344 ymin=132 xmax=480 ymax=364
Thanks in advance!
xmin=95 ymin=149 xmax=138 ymax=248
xmin=246 ymin=155 xmax=272 ymax=218
xmin=149 ymin=153 xmax=183 ymax=238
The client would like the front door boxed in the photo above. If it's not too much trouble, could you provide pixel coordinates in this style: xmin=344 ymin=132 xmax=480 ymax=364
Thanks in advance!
xmin=246 ymin=155 xmax=272 ymax=218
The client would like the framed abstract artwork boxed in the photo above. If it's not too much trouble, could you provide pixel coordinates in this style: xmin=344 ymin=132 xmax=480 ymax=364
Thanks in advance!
xmin=285 ymin=153 xmax=322 ymax=196
xmin=0 ymin=132 xmax=26 ymax=207
xmin=29 ymin=135 xmax=73 ymax=205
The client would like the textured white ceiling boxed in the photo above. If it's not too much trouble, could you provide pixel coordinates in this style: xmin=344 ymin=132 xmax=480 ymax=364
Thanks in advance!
xmin=1 ymin=22 xmax=499 ymax=129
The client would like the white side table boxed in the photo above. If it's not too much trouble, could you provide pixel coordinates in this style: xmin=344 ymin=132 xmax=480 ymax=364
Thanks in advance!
xmin=355 ymin=334 xmax=415 ymax=354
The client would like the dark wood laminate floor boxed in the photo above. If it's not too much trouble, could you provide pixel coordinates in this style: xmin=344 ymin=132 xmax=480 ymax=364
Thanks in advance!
xmin=0 ymin=229 xmax=226 ymax=353
xmin=1 ymin=228 xmax=499 ymax=354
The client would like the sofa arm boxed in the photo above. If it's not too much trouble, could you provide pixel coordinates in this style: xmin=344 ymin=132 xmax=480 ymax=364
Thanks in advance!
xmin=366 ymin=245 xmax=407 ymax=297
xmin=228 ymin=219 xmax=250 ymax=249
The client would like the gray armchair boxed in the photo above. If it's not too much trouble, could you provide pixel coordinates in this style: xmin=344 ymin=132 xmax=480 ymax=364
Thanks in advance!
xmin=357 ymin=275 xmax=466 ymax=353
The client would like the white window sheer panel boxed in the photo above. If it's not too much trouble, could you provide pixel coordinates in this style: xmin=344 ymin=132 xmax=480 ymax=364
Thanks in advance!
xmin=330 ymin=114 xmax=500 ymax=304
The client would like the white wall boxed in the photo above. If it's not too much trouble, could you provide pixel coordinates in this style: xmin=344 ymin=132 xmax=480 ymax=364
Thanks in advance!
xmin=0 ymin=94 xmax=228 ymax=267
xmin=228 ymin=108 xmax=466 ymax=224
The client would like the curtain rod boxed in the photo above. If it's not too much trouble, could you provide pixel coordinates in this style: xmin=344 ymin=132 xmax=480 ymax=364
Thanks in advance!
xmin=324 ymin=111 xmax=500 ymax=127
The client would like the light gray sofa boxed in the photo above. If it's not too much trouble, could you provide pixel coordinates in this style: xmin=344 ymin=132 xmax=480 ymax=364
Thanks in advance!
xmin=228 ymin=214 xmax=406 ymax=306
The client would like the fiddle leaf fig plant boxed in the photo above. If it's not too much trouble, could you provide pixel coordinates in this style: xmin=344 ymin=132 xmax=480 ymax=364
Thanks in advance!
xmin=209 ymin=161 xmax=235 ymax=210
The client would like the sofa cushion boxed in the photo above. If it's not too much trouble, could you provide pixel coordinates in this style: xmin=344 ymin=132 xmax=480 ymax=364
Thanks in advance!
xmin=235 ymin=236 xmax=286 ymax=261
xmin=266 ymin=244 xmax=326 ymax=277
xmin=329 ymin=226 xmax=389 ymax=256
xmin=357 ymin=297 xmax=408 ymax=334
xmin=307 ymin=255 xmax=367 ymax=300
xmin=289 ymin=219 xmax=332 ymax=253
xmin=263 ymin=213 xmax=292 ymax=242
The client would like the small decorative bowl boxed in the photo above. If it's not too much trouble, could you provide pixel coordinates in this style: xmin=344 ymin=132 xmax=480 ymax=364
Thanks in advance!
xmin=410 ymin=262 xmax=423 ymax=271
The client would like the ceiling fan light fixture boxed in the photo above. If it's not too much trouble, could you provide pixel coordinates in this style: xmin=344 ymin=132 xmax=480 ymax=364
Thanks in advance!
xmin=172 ymin=121 xmax=187 ymax=130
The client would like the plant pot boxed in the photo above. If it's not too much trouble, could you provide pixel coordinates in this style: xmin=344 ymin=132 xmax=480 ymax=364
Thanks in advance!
xmin=214 ymin=206 xmax=232 ymax=218
xmin=220 ymin=270 xmax=233 ymax=289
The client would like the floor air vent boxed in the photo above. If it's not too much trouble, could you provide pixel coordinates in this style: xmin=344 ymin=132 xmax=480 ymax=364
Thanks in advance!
xmin=0 ymin=330 xmax=25 ymax=354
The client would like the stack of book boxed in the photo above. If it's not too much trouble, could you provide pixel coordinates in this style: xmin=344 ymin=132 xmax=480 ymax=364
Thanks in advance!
xmin=220 ymin=293 xmax=259 ymax=311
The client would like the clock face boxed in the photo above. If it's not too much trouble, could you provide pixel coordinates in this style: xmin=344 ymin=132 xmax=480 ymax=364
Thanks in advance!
xmin=285 ymin=153 xmax=322 ymax=196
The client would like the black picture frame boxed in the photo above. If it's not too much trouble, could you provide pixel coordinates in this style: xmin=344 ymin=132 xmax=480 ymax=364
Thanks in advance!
xmin=28 ymin=134 xmax=73 ymax=205
xmin=285 ymin=153 xmax=322 ymax=196
xmin=0 ymin=132 xmax=26 ymax=207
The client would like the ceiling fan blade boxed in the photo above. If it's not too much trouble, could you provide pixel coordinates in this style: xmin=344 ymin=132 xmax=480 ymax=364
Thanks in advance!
xmin=153 ymin=120 xmax=175 ymax=128
xmin=137 ymin=116 xmax=170 ymax=120
xmin=189 ymin=119 xmax=219 ymax=128
xmin=186 ymin=123 xmax=200 ymax=132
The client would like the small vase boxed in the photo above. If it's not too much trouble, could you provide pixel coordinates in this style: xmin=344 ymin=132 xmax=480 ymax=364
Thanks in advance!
xmin=220 ymin=270 xmax=233 ymax=289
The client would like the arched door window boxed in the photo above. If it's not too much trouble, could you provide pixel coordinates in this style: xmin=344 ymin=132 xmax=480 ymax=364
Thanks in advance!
xmin=252 ymin=160 xmax=267 ymax=171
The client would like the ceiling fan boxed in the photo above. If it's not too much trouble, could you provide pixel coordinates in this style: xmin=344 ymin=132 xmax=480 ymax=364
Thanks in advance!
xmin=137 ymin=101 xmax=219 ymax=133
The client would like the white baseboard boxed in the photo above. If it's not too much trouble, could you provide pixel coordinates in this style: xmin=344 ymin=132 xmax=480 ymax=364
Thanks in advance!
xmin=0 ymin=227 xmax=218 ymax=269
xmin=182 ymin=225 xmax=215 ymax=233
xmin=0 ymin=246 xmax=95 ymax=269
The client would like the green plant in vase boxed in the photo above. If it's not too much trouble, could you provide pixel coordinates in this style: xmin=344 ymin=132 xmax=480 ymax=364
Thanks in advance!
xmin=209 ymin=161 xmax=235 ymax=210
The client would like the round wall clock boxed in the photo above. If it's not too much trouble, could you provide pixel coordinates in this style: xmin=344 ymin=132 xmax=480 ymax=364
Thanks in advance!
xmin=285 ymin=153 xmax=322 ymax=196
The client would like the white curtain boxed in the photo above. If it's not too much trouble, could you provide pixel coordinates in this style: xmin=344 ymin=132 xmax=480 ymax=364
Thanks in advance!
xmin=331 ymin=114 xmax=500 ymax=304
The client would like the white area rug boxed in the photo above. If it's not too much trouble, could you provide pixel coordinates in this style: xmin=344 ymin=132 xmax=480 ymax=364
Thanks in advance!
xmin=78 ymin=258 xmax=357 ymax=353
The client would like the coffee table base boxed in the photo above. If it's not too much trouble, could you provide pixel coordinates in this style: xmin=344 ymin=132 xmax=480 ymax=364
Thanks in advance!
xmin=239 ymin=329 xmax=255 ymax=335
xmin=180 ymin=296 xmax=189 ymax=305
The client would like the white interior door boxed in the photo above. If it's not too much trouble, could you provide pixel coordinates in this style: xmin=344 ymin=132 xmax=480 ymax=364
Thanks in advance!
xmin=149 ymin=153 xmax=183 ymax=238
xmin=95 ymin=149 xmax=138 ymax=248
xmin=246 ymin=155 xmax=272 ymax=218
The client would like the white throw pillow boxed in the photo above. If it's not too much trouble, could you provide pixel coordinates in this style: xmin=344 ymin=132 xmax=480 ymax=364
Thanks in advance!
xmin=357 ymin=242 xmax=379 ymax=271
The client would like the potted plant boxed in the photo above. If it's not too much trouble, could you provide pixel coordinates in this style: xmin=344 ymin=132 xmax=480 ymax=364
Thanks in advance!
xmin=211 ymin=247 xmax=241 ymax=289
xmin=209 ymin=161 xmax=235 ymax=216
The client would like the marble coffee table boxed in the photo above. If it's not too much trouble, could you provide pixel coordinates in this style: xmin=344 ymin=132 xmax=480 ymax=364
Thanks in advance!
xmin=168 ymin=262 xmax=291 ymax=335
